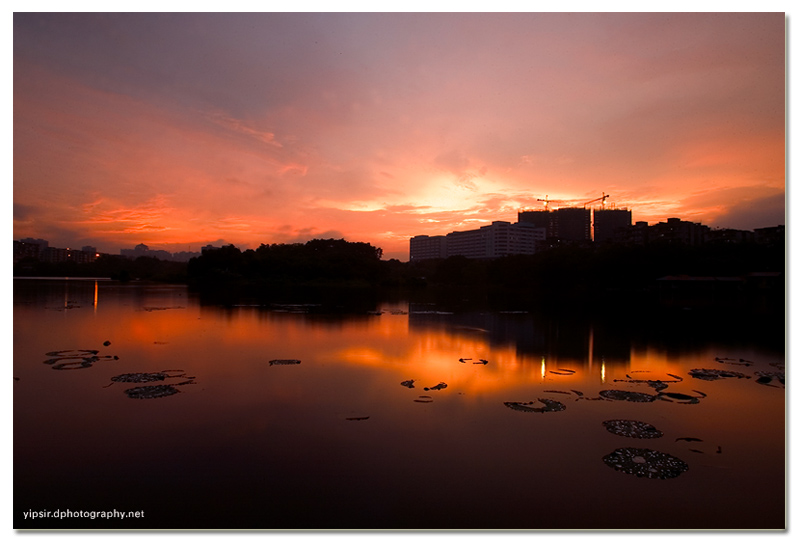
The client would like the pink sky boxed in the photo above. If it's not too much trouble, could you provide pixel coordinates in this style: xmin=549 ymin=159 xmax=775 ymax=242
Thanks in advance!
xmin=13 ymin=12 xmax=785 ymax=260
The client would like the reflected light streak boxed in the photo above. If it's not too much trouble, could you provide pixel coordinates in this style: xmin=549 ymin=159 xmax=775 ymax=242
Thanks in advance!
xmin=601 ymin=360 xmax=606 ymax=384
xmin=541 ymin=357 xmax=546 ymax=380
xmin=93 ymin=281 xmax=98 ymax=313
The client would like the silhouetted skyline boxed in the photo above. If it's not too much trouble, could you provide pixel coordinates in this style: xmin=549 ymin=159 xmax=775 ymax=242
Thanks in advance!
xmin=13 ymin=12 xmax=785 ymax=260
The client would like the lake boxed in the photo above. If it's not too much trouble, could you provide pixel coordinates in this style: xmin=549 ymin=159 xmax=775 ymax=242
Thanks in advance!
xmin=13 ymin=279 xmax=785 ymax=530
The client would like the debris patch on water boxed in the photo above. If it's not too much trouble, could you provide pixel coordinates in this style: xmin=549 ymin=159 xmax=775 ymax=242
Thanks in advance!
xmin=688 ymin=368 xmax=750 ymax=381
xmin=599 ymin=390 xmax=657 ymax=403
xmin=715 ymin=357 xmax=753 ymax=366
xmin=269 ymin=359 xmax=301 ymax=366
xmin=602 ymin=448 xmax=689 ymax=479
xmin=346 ymin=416 xmax=370 ymax=421
xmin=424 ymin=382 xmax=447 ymax=391
xmin=504 ymin=398 xmax=566 ymax=413
xmin=124 ymin=385 xmax=180 ymax=399
xmin=43 ymin=349 xmax=118 ymax=370
xmin=543 ymin=390 xmax=573 ymax=396
xmin=111 ymin=370 xmax=187 ymax=383
xmin=45 ymin=349 xmax=99 ymax=357
xmin=549 ymin=368 xmax=576 ymax=375
xmin=614 ymin=372 xmax=683 ymax=391
xmin=657 ymin=391 xmax=702 ymax=404
xmin=754 ymin=371 xmax=785 ymax=387
xmin=603 ymin=420 xmax=664 ymax=439
xmin=400 ymin=379 xmax=415 ymax=388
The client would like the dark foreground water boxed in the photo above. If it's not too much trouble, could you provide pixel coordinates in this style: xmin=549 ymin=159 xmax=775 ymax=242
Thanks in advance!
xmin=13 ymin=279 xmax=785 ymax=530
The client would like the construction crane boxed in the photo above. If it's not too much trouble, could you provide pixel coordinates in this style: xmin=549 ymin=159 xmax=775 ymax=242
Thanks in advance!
xmin=583 ymin=193 xmax=609 ymax=209
xmin=536 ymin=195 xmax=569 ymax=211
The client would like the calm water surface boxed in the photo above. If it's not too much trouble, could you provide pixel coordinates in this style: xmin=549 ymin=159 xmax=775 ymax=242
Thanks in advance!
xmin=13 ymin=280 xmax=785 ymax=529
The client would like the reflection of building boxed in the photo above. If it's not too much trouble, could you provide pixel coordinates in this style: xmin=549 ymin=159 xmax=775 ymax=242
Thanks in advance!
xmin=593 ymin=209 xmax=632 ymax=243
xmin=410 ymin=222 xmax=546 ymax=261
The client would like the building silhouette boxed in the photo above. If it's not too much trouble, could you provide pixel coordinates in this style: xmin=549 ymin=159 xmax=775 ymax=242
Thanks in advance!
xmin=593 ymin=208 xmax=632 ymax=243
xmin=554 ymin=208 xmax=591 ymax=241
xmin=410 ymin=221 xmax=546 ymax=261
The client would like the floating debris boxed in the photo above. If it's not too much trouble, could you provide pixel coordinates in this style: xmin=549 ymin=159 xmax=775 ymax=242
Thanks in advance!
xmin=754 ymin=371 xmax=785 ymax=387
xmin=688 ymin=368 xmax=750 ymax=381
xmin=45 ymin=349 xmax=99 ymax=357
xmin=549 ymin=368 xmax=576 ymax=376
xmin=689 ymin=449 xmax=704 ymax=454
xmin=424 ymin=382 xmax=447 ymax=391
xmin=504 ymin=398 xmax=566 ymax=413
xmin=458 ymin=358 xmax=473 ymax=363
xmin=657 ymin=391 xmax=702 ymax=404
xmin=111 ymin=371 xmax=186 ymax=383
xmin=14 ymin=377 xmax=20 ymax=381
xmin=599 ymin=390 xmax=657 ymax=403
xmin=615 ymin=372 xmax=682 ymax=391
xmin=602 ymin=448 xmax=689 ymax=479
xmin=414 ymin=396 xmax=433 ymax=403
xmin=602 ymin=419 xmax=664 ymax=439
xmin=715 ymin=357 xmax=752 ymax=366
xmin=142 ymin=306 xmax=185 ymax=312
xmin=474 ymin=359 xmax=489 ymax=365
xmin=269 ymin=359 xmax=301 ymax=366
xmin=400 ymin=379 xmax=415 ymax=388
xmin=675 ymin=437 xmax=703 ymax=442
xmin=543 ymin=390 xmax=573 ymax=396
xmin=123 ymin=384 xmax=180 ymax=399
xmin=43 ymin=349 xmax=118 ymax=371
xmin=103 ymin=341 xmax=111 ymax=346
xmin=346 ymin=416 xmax=370 ymax=421
xmin=571 ymin=389 xmax=584 ymax=397
xmin=45 ymin=357 xmax=94 ymax=370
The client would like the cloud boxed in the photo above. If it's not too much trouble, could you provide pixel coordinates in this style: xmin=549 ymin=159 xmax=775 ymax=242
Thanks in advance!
xmin=13 ymin=203 xmax=37 ymax=221
xmin=706 ymin=193 xmax=785 ymax=230
xmin=12 ymin=13 xmax=785 ymax=260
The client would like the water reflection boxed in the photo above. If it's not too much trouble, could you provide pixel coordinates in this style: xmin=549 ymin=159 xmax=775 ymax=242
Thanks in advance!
xmin=13 ymin=280 xmax=785 ymax=530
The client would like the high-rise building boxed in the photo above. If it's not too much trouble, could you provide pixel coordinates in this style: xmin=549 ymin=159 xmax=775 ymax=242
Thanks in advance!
xmin=517 ymin=209 xmax=556 ymax=238
xmin=650 ymin=218 xmax=709 ymax=246
xmin=554 ymin=208 xmax=591 ymax=241
xmin=409 ymin=235 xmax=447 ymax=261
xmin=409 ymin=222 xmax=546 ymax=261
xmin=593 ymin=208 xmax=632 ymax=243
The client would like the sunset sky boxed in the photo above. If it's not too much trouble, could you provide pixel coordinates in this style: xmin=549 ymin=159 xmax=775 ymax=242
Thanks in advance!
xmin=12 ymin=11 xmax=786 ymax=260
